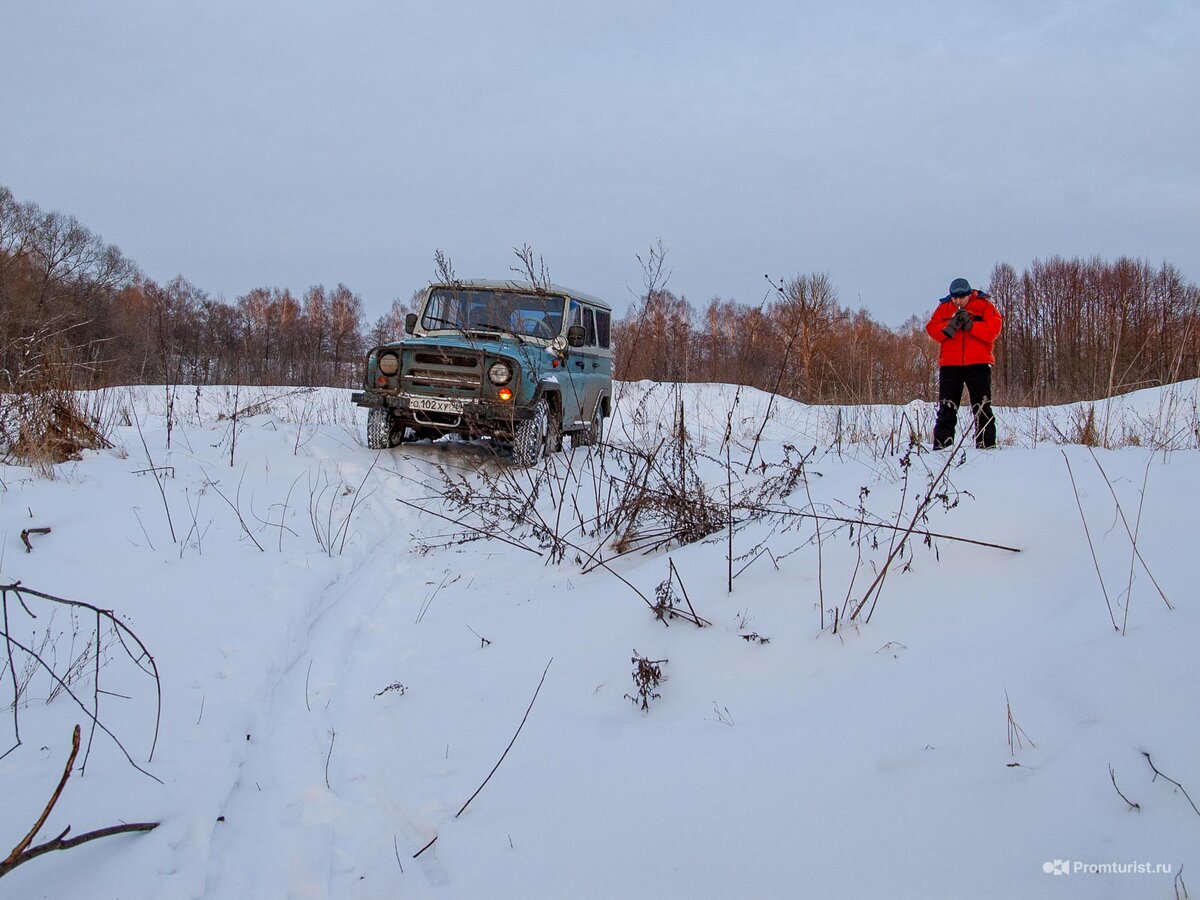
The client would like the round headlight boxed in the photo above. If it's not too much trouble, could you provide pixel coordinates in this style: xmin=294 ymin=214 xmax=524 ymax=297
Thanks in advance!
xmin=378 ymin=352 xmax=399 ymax=376
xmin=488 ymin=361 xmax=512 ymax=385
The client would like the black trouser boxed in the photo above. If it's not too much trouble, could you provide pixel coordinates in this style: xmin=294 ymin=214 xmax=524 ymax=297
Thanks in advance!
xmin=934 ymin=364 xmax=997 ymax=449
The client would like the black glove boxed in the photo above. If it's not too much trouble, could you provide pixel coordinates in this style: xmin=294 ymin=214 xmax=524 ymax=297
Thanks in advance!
xmin=942 ymin=308 xmax=967 ymax=338
xmin=945 ymin=308 xmax=973 ymax=335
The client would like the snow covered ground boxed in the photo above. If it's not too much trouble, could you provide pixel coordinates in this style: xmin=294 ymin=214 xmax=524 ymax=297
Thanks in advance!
xmin=1 ymin=379 xmax=1197 ymax=899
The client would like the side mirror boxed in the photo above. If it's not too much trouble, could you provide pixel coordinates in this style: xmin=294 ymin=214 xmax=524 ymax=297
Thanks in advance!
xmin=567 ymin=325 xmax=586 ymax=348
xmin=404 ymin=313 xmax=418 ymax=335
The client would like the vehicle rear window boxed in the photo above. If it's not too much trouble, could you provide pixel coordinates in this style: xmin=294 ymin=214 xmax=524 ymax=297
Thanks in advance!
xmin=595 ymin=310 xmax=611 ymax=349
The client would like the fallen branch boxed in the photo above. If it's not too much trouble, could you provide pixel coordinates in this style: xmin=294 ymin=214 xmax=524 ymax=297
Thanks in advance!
xmin=19 ymin=528 xmax=51 ymax=553
xmin=0 ymin=725 xmax=159 ymax=879
xmin=3 ymin=725 xmax=81 ymax=871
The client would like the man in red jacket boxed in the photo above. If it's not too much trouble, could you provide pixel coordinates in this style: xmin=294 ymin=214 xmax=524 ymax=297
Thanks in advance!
xmin=926 ymin=277 xmax=1004 ymax=449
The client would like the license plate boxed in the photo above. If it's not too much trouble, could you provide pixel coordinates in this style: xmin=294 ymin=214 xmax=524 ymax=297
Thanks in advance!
xmin=408 ymin=396 xmax=463 ymax=414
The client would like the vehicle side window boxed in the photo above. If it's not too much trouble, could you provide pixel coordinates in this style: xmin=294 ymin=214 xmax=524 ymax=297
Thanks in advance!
xmin=569 ymin=300 xmax=582 ymax=328
xmin=595 ymin=310 xmax=611 ymax=349
xmin=583 ymin=307 xmax=597 ymax=346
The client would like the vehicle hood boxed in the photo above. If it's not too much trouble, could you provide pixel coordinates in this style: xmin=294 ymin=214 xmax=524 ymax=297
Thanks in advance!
xmin=384 ymin=334 xmax=553 ymax=361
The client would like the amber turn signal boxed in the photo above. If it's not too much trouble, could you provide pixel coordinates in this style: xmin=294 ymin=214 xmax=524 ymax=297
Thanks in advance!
xmin=498 ymin=387 xmax=513 ymax=401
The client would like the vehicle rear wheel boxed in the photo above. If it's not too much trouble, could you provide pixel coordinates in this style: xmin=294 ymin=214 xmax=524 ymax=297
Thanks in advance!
xmin=512 ymin=398 xmax=550 ymax=467
xmin=574 ymin=405 xmax=604 ymax=447
xmin=547 ymin=403 xmax=563 ymax=453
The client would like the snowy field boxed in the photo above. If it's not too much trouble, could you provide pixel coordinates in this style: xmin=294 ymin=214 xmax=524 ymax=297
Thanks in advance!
xmin=1 ymin=379 xmax=1197 ymax=899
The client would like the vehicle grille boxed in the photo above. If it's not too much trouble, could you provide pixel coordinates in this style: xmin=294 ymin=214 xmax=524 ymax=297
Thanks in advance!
xmin=414 ymin=352 xmax=477 ymax=367
xmin=403 ymin=349 xmax=482 ymax=398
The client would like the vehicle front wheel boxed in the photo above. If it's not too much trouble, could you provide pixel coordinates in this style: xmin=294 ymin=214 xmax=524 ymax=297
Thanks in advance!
xmin=512 ymin=398 xmax=550 ymax=467
xmin=366 ymin=407 xmax=402 ymax=449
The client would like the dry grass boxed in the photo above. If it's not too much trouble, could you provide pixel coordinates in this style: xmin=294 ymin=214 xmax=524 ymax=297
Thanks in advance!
xmin=1 ymin=324 xmax=114 ymax=473
xmin=5 ymin=388 xmax=111 ymax=470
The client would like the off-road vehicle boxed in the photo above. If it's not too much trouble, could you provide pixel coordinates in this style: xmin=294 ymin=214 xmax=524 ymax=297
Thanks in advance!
xmin=351 ymin=280 xmax=613 ymax=465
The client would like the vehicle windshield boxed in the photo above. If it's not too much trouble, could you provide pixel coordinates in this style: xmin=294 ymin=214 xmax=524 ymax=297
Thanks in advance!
xmin=421 ymin=288 xmax=566 ymax=341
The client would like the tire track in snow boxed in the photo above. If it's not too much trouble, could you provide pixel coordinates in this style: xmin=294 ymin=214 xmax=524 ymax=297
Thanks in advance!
xmin=196 ymin=449 xmax=448 ymax=897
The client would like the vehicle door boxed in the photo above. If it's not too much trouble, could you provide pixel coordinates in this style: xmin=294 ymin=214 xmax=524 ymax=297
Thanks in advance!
xmin=558 ymin=300 xmax=587 ymax=426
xmin=567 ymin=304 xmax=608 ymax=425
xmin=591 ymin=306 xmax=614 ymax=413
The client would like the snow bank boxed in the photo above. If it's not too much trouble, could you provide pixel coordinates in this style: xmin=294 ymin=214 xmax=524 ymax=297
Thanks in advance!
xmin=1 ymin=381 xmax=1195 ymax=898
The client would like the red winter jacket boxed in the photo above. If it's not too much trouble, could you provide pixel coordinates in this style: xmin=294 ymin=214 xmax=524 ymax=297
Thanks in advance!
xmin=926 ymin=291 xmax=1003 ymax=366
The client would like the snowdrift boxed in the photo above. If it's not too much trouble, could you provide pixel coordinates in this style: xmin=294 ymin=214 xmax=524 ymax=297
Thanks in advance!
xmin=1 ymin=379 xmax=1197 ymax=898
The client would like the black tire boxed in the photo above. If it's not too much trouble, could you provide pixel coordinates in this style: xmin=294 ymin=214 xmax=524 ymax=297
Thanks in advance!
xmin=547 ymin=402 xmax=563 ymax=453
xmin=512 ymin=397 xmax=550 ymax=467
xmin=367 ymin=407 xmax=395 ymax=449
xmin=574 ymin=404 xmax=604 ymax=447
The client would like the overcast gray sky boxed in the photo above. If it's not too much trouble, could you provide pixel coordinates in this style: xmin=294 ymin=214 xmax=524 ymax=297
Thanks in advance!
xmin=3 ymin=0 xmax=1197 ymax=325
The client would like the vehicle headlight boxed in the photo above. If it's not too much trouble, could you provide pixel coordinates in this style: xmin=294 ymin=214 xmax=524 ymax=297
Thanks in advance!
xmin=378 ymin=352 xmax=400 ymax=376
xmin=488 ymin=361 xmax=512 ymax=385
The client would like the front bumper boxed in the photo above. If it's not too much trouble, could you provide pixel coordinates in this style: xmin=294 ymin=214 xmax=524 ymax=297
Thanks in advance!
xmin=351 ymin=391 xmax=533 ymax=421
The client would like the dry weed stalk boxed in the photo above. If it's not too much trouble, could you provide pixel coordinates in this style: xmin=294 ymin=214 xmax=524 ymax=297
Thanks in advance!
xmin=1087 ymin=448 xmax=1172 ymax=621
xmin=307 ymin=455 xmax=380 ymax=556
xmin=413 ymin=658 xmax=553 ymax=859
xmin=1 ymin=583 xmax=160 ymax=780
xmin=130 ymin=406 xmax=177 ymax=544
xmin=398 ymin=390 xmax=1012 ymax=638
xmin=1062 ymin=450 xmax=1119 ymax=630
xmin=1108 ymin=764 xmax=1140 ymax=811
xmin=849 ymin=431 xmax=972 ymax=624
xmin=510 ymin=243 xmax=553 ymax=292
xmin=625 ymin=652 xmax=666 ymax=712
xmin=1143 ymin=752 xmax=1200 ymax=819
xmin=652 ymin=558 xmax=709 ymax=627
xmin=1064 ymin=446 xmax=1172 ymax=634
xmin=206 ymin=468 xmax=265 ymax=552
xmin=1005 ymin=690 xmax=1035 ymax=755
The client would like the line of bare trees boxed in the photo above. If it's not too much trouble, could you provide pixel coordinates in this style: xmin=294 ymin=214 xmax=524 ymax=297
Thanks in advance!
xmin=4 ymin=186 xmax=1198 ymax=405
xmin=615 ymin=261 xmax=1199 ymax=405
xmin=1 ymin=186 xmax=413 ymax=393
xmin=989 ymin=257 xmax=1199 ymax=404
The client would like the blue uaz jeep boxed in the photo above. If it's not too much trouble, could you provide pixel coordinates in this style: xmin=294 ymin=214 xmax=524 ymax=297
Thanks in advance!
xmin=351 ymin=280 xmax=613 ymax=465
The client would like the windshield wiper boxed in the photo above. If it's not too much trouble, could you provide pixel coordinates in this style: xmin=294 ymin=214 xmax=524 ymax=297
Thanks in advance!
xmin=468 ymin=321 xmax=527 ymax=343
xmin=422 ymin=315 xmax=473 ymax=339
